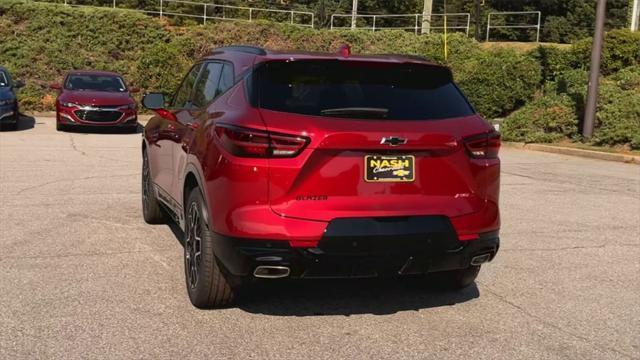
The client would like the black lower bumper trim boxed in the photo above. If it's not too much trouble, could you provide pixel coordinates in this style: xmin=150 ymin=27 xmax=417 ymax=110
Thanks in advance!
xmin=211 ymin=223 xmax=499 ymax=279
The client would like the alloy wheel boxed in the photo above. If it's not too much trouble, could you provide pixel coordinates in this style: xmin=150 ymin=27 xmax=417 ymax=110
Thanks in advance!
xmin=185 ymin=201 xmax=202 ymax=289
xmin=142 ymin=154 xmax=151 ymax=212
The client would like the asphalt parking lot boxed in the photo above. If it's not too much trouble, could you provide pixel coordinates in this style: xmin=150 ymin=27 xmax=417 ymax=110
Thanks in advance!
xmin=1 ymin=116 xmax=639 ymax=359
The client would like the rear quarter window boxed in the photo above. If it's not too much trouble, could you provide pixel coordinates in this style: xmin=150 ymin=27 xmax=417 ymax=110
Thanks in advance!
xmin=253 ymin=60 xmax=474 ymax=120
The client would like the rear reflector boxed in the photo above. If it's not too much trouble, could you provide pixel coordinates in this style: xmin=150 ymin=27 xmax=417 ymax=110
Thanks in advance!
xmin=463 ymin=131 xmax=501 ymax=159
xmin=215 ymin=124 xmax=309 ymax=158
xmin=458 ymin=234 xmax=480 ymax=241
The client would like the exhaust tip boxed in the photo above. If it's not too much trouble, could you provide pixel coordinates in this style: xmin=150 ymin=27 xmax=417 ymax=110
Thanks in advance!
xmin=470 ymin=253 xmax=492 ymax=266
xmin=253 ymin=266 xmax=290 ymax=279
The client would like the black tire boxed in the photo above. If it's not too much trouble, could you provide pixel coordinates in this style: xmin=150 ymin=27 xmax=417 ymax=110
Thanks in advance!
xmin=434 ymin=265 xmax=481 ymax=290
xmin=56 ymin=122 xmax=65 ymax=132
xmin=184 ymin=187 xmax=234 ymax=308
xmin=141 ymin=150 xmax=166 ymax=224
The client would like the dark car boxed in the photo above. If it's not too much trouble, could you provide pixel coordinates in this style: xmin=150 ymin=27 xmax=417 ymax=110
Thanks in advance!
xmin=141 ymin=45 xmax=501 ymax=308
xmin=0 ymin=66 xmax=24 ymax=130
xmin=51 ymin=70 xmax=139 ymax=132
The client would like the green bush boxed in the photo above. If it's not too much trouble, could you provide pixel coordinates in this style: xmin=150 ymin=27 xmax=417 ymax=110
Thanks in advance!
xmin=607 ymin=65 xmax=640 ymax=91
xmin=503 ymin=66 xmax=640 ymax=149
xmin=594 ymin=81 xmax=640 ymax=148
xmin=569 ymin=29 xmax=640 ymax=75
xmin=501 ymin=94 xmax=579 ymax=143
xmin=631 ymin=133 xmax=640 ymax=150
xmin=452 ymin=49 xmax=542 ymax=119
xmin=528 ymin=45 xmax=572 ymax=83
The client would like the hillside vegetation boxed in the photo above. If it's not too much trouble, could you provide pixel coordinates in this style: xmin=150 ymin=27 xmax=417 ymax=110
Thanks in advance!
xmin=35 ymin=0 xmax=633 ymax=43
xmin=1 ymin=1 xmax=638 ymax=148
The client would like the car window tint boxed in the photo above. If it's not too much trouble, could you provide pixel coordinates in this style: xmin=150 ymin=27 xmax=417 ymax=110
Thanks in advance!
xmin=172 ymin=64 xmax=202 ymax=108
xmin=256 ymin=60 xmax=474 ymax=120
xmin=65 ymin=75 xmax=126 ymax=92
xmin=0 ymin=72 xmax=8 ymax=87
xmin=192 ymin=62 xmax=223 ymax=108
xmin=217 ymin=64 xmax=234 ymax=95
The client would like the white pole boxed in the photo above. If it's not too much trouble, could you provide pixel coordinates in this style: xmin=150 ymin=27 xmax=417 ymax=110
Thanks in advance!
xmin=632 ymin=0 xmax=639 ymax=31
xmin=536 ymin=11 xmax=541 ymax=42
xmin=466 ymin=13 xmax=470 ymax=36
xmin=160 ymin=0 xmax=163 ymax=19
xmin=421 ymin=0 xmax=433 ymax=34
xmin=486 ymin=13 xmax=491 ymax=42
xmin=351 ymin=0 xmax=358 ymax=29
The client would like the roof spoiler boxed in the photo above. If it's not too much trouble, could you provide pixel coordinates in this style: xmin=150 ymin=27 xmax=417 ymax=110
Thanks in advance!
xmin=211 ymin=45 xmax=267 ymax=56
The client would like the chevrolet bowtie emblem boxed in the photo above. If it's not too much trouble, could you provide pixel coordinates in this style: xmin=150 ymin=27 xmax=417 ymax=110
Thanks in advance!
xmin=380 ymin=136 xmax=407 ymax=146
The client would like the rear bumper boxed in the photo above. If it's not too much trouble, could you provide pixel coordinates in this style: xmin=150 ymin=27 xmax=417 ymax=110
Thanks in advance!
xmin=211 ymin=216 xmax=499 ymax=279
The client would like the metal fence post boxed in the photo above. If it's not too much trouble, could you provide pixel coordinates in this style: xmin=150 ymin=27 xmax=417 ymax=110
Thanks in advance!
xmin=249 ymin=8 xmax=252 ymax=22
xmin=373 ymin=15 xmax=376 ymax=32
xmin=465 ymin=13 xmax=470 ymax=36
xmin=485 ymin=13 xmax=491 ymax=41
xmin=203 ymin=4 xmax=207 ymax=24
xmin=415 ymin=14 xmax=419 ymax=34
xmin=113 ymin=0 xmax=116 ymax=9
xmin=536 ymin=11 xmax=541 ymax=42
xmin=290 ymin=11 xmax=294 ymax=24
xmin=159 ymin=0 xmax=163 ymax=19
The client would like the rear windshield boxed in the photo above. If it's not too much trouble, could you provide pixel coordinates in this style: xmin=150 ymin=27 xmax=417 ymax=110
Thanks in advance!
xmin=65 ymin=74 xmax=126 ymax=92
xmin=254 ymin=60 xmax=474 ymax=120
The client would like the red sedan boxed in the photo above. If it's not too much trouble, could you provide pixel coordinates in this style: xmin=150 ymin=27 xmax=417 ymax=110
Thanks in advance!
xmin=51 ymin=71 xmax=139 ymax=132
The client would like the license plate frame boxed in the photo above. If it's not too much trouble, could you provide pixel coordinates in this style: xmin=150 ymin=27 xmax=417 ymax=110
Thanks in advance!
xmin=364 ymin=155 xmax=415 ymax=182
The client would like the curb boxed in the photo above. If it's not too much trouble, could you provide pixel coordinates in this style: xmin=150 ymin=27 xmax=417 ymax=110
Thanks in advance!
xmin=503 ymin=142 xmax=640 ymax=165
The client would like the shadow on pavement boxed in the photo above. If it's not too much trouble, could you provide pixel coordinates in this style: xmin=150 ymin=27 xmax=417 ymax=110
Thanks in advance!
xmin=0 ymin=114 xmax=35 ymax=131
xmin=238 ymin=279 xmax=479 ymax=316
xmin=61 ymin=123 xmax=143 ymax=134
xmin=166 ymin=221 xmax=480 ymax=316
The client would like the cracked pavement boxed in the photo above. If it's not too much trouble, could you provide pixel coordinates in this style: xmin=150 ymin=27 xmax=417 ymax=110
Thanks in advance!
xmin=1 ymin=117 xmax=639 ymax=359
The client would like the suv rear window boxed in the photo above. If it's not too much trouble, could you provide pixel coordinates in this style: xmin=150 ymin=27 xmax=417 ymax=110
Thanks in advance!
xmin=254 ymin=60 xmax=474 ymax=120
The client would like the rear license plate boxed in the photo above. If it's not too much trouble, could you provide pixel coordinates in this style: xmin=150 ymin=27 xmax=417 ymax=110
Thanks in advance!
xmin=364 ymin=155 xmax=415 ymax=182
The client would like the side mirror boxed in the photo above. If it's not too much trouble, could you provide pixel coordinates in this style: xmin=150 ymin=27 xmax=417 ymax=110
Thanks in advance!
xmin=142 ymin=92 xmax=166 ymax=110
xmin=142 ymin=92 xmax=176 ymax=122
xmin=129 ymin=87 xmax=140 ymax=94
xmin=13 ymin=80 xmax=25 ymax=89
xmin=50 ymin=83 xmax=62 ymax=90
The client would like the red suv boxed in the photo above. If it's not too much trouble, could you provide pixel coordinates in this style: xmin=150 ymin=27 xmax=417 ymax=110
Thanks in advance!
xmin=51 ymin=70 xmax=139 ymax=132
xmin=141 ymin=46 xmax=500 ymax=308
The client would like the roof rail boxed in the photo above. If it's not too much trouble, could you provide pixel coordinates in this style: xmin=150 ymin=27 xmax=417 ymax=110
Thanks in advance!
xmin=212 ymin=45 xmax=267 ymax=56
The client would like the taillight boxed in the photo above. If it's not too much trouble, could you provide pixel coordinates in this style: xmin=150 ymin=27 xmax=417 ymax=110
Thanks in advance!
xmin=464 ymin=131 xmax=501 ymax=159
xmin=214 ymin=124 xmax=309 ymax=158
